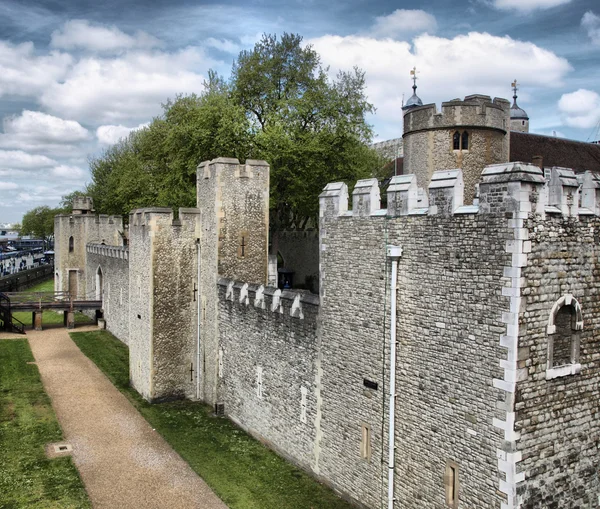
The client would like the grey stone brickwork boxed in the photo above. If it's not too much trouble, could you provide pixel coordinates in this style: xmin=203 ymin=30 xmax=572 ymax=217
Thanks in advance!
xmin=403 ymin=95 xmax=510 ymax=205
xmin=86 ymin=244 xmax=130 ymax=343
xmin=515 ymin=213 xmax=600 ymax=508
xmin=52 ymin=136 xmax=600 ymax=509
xmin=197 ymin=158 xmax=270 ymax=405
xmin=128 ymin=208 xmax=200 ymax=402
xmin=54 ymin=211 xmax=122 ymax=298
xmin=216 ymin=279 xmax=320 ymax=471
xmin=318 ymin=177 xmax=510 ymax=508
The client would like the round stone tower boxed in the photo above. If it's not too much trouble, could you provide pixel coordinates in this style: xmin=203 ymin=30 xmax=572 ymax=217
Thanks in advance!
xmin=510 ymin=79 xmax=529 ymax=133
xmin=403 ymin=94 xmax=511 ymax=204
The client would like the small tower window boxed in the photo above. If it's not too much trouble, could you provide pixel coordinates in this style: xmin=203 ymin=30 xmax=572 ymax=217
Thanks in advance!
xmin=68 ymin=236 xmax=74 ymax=252
xmin=461 ymin=131 xmax=469 ymax=150
xmin=453 ymin=131 xmax=460 ymax=150
xmin=546 ymin=294 xmax=583 ymax=379
xmin=444 ymin=461 xmax=459 ymax=508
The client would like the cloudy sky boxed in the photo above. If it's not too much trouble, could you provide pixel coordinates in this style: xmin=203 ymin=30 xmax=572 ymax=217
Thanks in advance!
xmin=0 ymin=0 xmax=599 ymax=223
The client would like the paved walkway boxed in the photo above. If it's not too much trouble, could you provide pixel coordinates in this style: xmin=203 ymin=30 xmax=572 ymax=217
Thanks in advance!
xmin=27 ymin=325 xmax=228 ymax=509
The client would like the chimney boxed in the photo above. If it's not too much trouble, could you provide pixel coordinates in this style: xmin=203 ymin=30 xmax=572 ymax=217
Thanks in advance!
xmin=532 ymin=155 xmax=543 ymax=170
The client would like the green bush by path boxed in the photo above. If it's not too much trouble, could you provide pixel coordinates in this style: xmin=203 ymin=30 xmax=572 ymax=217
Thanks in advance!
xmin=71 ymin=330 xmax=356 ymax=509
xmin=0 ymin=339 xmax=91 ymax=508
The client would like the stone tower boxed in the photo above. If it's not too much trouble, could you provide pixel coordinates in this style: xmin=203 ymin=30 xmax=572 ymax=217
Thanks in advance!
xmin=128 ymin=207 xmax=201 ymax=402
xmin=510 ymin=79 xmax=529 ymax=133
xmin=403 ymin=95 xmax=511 ymax=204
xmin=54 ymin=197 xmax=122 ymax=298
xmin=196 ymin=157 xmax=270 ymax=404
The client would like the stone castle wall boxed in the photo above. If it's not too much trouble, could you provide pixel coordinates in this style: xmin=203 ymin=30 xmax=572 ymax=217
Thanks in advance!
xmin=52 ymin=148 xmax=600 ymax=509
xmin=54 ymin=213 xmax=122 ymax=298
xmin=128 ymin=209 xmax=155 ymax=400
xmin=86 ymin=244 xmax=130 ymax=343
xmin=515 ymin=213 xmax=600 ymax=508
xmin=318 ymin=179 xmax=510 ymax=508
xmin=128 ymin=208 xmax=200 ymax=402
xmin=197 ymin=158 xmax=270 ymax=405
xmin=216 ymin=279 xmax=320 ymax=471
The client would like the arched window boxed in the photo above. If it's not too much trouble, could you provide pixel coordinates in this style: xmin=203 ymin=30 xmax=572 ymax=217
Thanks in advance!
xmin=546 ymin=294 xmax=582 ymax=379
xmin=453 ymin=131 xmax=460 ymax=150
xmin=68 ymin=236 xmax=74 ymax=252
xmin=96 ymin=266 xmax=103 ymax=301
xmin=461 ymin=131 xmax=469 ymax=150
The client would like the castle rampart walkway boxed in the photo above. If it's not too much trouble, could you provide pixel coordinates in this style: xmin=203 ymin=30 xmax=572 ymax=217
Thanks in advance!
xmin=27 ymin=325 xmax=227 ymax=509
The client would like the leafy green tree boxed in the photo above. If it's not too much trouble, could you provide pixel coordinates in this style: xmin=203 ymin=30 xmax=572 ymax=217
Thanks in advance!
xmin=233 ymin=33 xmax=379 ymax=227
xmin=21 ymin=206 xmax=62 ymax=248
xmin=85 ymin=33 xmax=380 ymax=227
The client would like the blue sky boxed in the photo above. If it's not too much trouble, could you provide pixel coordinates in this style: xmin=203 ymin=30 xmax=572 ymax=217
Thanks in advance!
xmin=0 ymin=0 xmax=599 ymax=223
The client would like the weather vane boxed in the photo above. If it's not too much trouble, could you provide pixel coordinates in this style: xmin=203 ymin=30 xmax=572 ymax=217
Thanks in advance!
xmin=410 ymin=67 xmax=419 ymax=89
xmin=511 ymin=79 xmax=518 ymax=97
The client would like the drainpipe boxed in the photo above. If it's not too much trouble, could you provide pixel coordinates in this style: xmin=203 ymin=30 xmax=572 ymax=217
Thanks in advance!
xmin=386 ymin=245 xmax=402 ymax=509
xmin=196 ymin=239 xmax=201 ymax=400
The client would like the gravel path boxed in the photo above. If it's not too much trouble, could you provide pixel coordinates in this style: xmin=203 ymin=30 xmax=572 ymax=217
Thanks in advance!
xmin=27 ymin=325 xmax=228 ymax=509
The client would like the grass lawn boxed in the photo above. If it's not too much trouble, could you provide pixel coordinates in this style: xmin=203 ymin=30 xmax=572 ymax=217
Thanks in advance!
xmin=0 ymin=338 xmax=91 ymax=508
xmin=71 ymin=330 xmax=356 ymax=509
xmin=9 ymin=279 xmax=93 ymax=328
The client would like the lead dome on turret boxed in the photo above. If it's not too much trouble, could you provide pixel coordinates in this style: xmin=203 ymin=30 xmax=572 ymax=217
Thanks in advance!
xmin=403 ymin=66 xmax=423 ymax=111
xmin=509 ymin=80 xmax=529 ymax=133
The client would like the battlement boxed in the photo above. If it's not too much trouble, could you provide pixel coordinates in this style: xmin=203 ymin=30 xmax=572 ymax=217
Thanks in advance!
xmin=87 ymin=243 xmax=129 ymax=261
xmin=403 ymin=95 xmax=510 ymax=134
xmin=55 ymin=213 xmax=123 ymax=228
xmin=197 ymin=157 xmax=269 ymax=180
xmin=72 ymin=196 xmax=94 ymax=214
xmin=218 ymin=277 xmax=319 ymax=320
xmin=320 ymin=163 xmax=597 ymax=220
xmin=129 ymin=207 xmax=200 ymax=229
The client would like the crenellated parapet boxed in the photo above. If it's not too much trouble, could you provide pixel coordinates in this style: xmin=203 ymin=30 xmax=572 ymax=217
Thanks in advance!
xmin=87 ymin=243 xmax=129 ymax=261
xmin=218 ymin=277 xmax=319 ymax=321
xmin=403 ymin=95 xmax=510 ymax=133
xmin=319 ymin=163 xmax=600 ymax=220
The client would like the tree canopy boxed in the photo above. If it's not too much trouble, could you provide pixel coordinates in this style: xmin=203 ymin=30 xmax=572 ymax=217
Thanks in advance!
xmin=85 ymin=33 xmax=382 ymax=227
xmin=21 ymin=206 xmax=62 ymax=247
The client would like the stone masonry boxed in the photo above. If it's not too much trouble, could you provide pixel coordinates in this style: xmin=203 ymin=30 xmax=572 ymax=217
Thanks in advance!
xmin=403 ymin=95 xmax=510 ymax=205
xmin=53 ymin=112 xmax=600 ymax=508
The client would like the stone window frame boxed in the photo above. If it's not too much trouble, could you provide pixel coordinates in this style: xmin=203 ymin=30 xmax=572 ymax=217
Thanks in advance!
xmin=444 ymin=460 xmax=459 ymax=508
xmin=451 ymin=130 xmax=469 ymax=152
xmin=546 ymin=294 xmax=583 ymax=380
xmin=360 ymin=422 xmax=371 ymax=461
xmin=68 ymin=236 xmax=74 ymax=252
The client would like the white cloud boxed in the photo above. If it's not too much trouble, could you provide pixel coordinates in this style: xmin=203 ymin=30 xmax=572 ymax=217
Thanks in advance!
xmin=0 ymin=150 xmax=56 ymax=169
xmin=492 ymin=0 xmax=572 ymax=13
xmin=0 ymin=41 xmax=72 ymax=98
xmin=0 ymin=181 xmax=18 ymax=190
xmin=50 ymin=165 xmax=87 ymax=180
xmin=40 ymin=48 xmax=213 ymax=124
xmin=581 ymin=11 xmax=600 ymax=46
xmin=309 ymin=32 xmax=571 ymax=138
xmin=96 ymin=123 xmax=149 ymax=145
xmin=371 ymin=10 xmax=437 ymax=38
xmin=558 ymin=89 xmax=600 ymax=129
xmin=205 ymin=37 xmax=244 ymax=54
xmin=51 ymin=19 xmax=162 ymax=53
xmin=3 ymin=111 xmax=89 ymax=143
xmin=0 ymin=110 xmax=90 ymax=157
